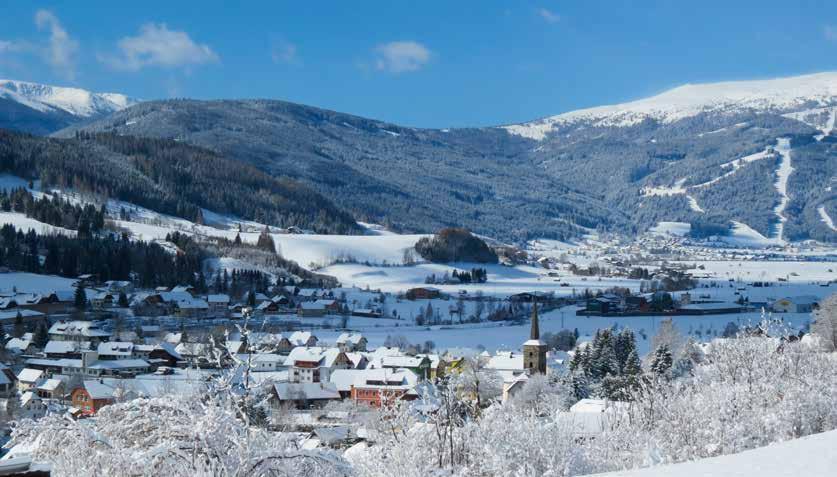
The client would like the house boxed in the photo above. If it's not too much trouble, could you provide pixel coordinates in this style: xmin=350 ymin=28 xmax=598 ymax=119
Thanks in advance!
xmin=207 ymin=294 xmax=230 ymax=316
xmin=5 ymin=335 xmax=35 ymax=355
xmin=173 ymin=298 xmax=209 ymax=318
xmin=71 ymin=380 xmax=117 ymax=416
xmin=509 ymin=291 xmax=552 ymax=303
xmin=36 ymin=377 xmax=66 ymax=400
xmin=0 ymin=365 xmax=16 ymax=397
xmin=351 ymin=308 xmax=383 ymax=318
xmin=298 ymin=299 xmax=340 ymax=317
xmin=91 ymin=291 xmax=117 ymax=308
xmin=171 ymin=285 xmax=197 ymax=296
xmin=585 ymin=296 xmax=622 ymax=315
xmin=336 ymin=333 xmax=368 ymax=352
xmin=97 ymin=342 xmax=135 ymax=360
xmin=373 ymin=355 xmax=432 ymax=380
xmin=16 ymin=368 xmax=43 ymax=392
xmin=485 ymin=351 xmax=524 ymax=382
xmin=289 ymin=331 xmax=319 ymax=347
xmin=19 ymin=391 xmax=47 ymax=420
xmin=105 ymin=280 xmax=133 ymax=293
xmin=677 ymin=302 xmax=745 ymax=315
xmin=416 ymin=354 xmax=447 ymax=380
xmin=286 ymin=347 xmax=352 ymax=383
xmin=772 ymin=296 xmax=819 ymax=314
xmin=269 ymin=382 xmax=341 ymax=409
xmin=44 ymin=340 xmax=91 ymax=359
xmin=502 ymin=374 xmax=528 ymax=404
xmin=0 ymin=309 xmax=45 ymax=326
xmin=49 ymin=321 xmax=111 ymax=344
xmin=249 ymin=353 xmax=286 ymax=372
xmin=140 ymin=325 xmax=161 ymax=337
xmin=348 ymin=368 xmax=419 ymax=407
xmin=405 ymin=287 xmax=441 ymax=300
xmin=148 ymin=342 xmax=183 ymax=367
xmin=256 ymin=300 xmax=281 ymax=315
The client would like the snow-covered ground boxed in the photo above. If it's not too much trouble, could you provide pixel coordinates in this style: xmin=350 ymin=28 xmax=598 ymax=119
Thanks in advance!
xmin=591 ymin=428 xmax=837 ymax=477
xmin=0 ymin=79 xmax=135 ymax=117
xmin=273 ymin=233 xmax=427 ymax=269
xmin=0 ymin=272 xmax=78 ymax=295
xmin=649 ymin=222 xmax=691 ymax=237
xmin=502 ymin=72 xmax=837 ymax=138
xmin=0 ymin=212 xmax=76 ymax=237
xmin=319 ymin=262 xmax=641 ymax=297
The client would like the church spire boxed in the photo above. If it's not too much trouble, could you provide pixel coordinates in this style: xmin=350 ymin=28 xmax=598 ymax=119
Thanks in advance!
xmin=530 ymin=302 xmax=540 ymax=340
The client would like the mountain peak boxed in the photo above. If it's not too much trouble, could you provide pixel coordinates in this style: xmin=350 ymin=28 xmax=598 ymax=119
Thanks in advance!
xmin=503 ymin=72 xmax=837 ymax=140
xmin=0 ymin=79 xmax=137 ymax=118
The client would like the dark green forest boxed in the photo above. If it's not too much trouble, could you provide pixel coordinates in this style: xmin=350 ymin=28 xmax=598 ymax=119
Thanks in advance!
xmin=0 ymin=129 xmax=359 ymax=235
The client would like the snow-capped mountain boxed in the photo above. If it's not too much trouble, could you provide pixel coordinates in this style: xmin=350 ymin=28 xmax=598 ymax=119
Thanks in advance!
xmin=0 ymin=79 xmax=136 ymax=118
xmin=503 ymin=72 xmax=837 ymax=140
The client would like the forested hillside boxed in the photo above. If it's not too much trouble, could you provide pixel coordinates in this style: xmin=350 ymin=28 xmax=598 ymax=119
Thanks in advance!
xmin=56 ymin=99 xmax=623 ymax=242
xmin=0 ymin=129 xmax=359 ymax=234
xmin=59 ymin=94 xmax=837 ymax=243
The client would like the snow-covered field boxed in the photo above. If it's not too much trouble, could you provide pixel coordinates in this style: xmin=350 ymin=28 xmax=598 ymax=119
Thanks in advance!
xmin=319 ymin=262 xmax=641 ymax=297
xmin=0 ymin=272 xmax=78 ymax=294
xmin=592 ymin=428 xmax=837 ymax=477
xmin=0 ymin=212 xmax=77 ymax=237
xmin=272 ymin=233 xmax=427 ymax=269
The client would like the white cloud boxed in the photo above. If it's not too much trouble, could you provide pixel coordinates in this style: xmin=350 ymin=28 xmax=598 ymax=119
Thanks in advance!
xmin=34 ymin=9 xmax=78 ymax=79
xmin=103 ymin=23 xmax=219 ymax=71
xmin=271 ymin=41 xmax=298 ymax=64
xmin=826 ymin=25 xmax=837 ymax=42
xmin=537 ymin=8 xmax=560 ymax=24
xmin=374 ymin=41 xmax=431 ymax=74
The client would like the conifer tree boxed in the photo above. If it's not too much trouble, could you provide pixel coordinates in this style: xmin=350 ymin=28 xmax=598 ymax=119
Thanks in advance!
xmin=74 ymin=284 xmax=87 ymax=310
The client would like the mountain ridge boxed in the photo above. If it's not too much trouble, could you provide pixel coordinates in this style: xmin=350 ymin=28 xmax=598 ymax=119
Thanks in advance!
xmin=43 ymin=72 xmax=837 ymax=244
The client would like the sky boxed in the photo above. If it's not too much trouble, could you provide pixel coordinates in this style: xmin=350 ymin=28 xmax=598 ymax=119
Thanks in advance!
xmin=1 ymin=1 xmax=837 ymax=128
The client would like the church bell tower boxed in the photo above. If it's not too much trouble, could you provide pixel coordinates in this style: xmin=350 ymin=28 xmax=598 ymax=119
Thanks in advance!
xmin=523 ymin=302 xmax=547 ymax=374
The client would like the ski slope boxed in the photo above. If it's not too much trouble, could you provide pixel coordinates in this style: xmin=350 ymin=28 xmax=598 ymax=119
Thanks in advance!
xmin=772 ymin=138 xmax=794 ymax=243
xmin=818 ymin=205 xmax=837 ymax=232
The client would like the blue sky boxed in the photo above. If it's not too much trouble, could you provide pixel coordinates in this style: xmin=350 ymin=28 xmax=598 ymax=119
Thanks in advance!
xmin=2 ymin=1 xmax=837 ymax=127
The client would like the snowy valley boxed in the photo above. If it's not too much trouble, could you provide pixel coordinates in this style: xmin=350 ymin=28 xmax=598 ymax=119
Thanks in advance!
xmin=0 ymin=73 xmax=835 ymax=476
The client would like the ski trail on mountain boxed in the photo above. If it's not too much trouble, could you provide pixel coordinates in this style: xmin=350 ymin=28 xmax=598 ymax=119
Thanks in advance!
xmin=772 ymin=138 xmax=794 ymax=243
xmin=818 ymin=206 xmax=837 ymax=232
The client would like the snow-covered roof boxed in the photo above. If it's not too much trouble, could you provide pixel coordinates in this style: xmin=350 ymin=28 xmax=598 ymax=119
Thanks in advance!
xmin=48 ymin=321 xmax=110 ymax=338
xmin=336 ymin=333 xmax=366 ymax=345
xmin=17 ymin=368 xmax=43 ymax=383
xmin=5 ymin=337 xmax=32 ymax=353
xmin=44 ymin=340 xmax=90 ymax=354
xmin=207 ymin=294 xmax=230 ymax=304
xmin=273 ymin=382 xmax=340 ymax=401
xmin=289 ymin=331 xmax=315 ymax=345
xmin=486 ymin=351 xmax=523 ymax=371
xmin=36 ymin=378 xmax=63 ymax=392
xmin=97 ymin=341 xmax=134 ymax=356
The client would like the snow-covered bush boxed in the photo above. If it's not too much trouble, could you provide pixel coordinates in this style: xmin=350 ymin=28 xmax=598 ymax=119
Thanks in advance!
xmin=355 ymin=336 xmax=837 ymax=476
xmin=10 ymin=396 xmax=350 ymax=477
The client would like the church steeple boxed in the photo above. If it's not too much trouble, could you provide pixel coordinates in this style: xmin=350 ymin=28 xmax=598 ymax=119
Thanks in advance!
xmin=530 ymin=302 xmax=540 ymax=340
xmin=523 ymin=302 xmax=547 ymax=375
